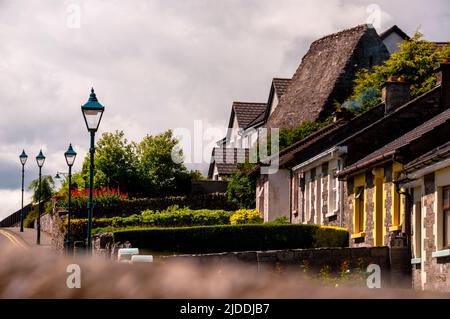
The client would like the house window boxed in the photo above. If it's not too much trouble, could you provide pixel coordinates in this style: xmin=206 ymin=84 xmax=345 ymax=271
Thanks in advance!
xmin=413 ymin=200 xmax=422 ymax=258
xmin=299 ymin=175 xmax=306 ymax=223
xmin=329 ymin=172 xmax=338 ymax=213
xmin=309 ymin=169 xmax=316 ymax=222
xmin=443 ymin=186 xmax=450 ymax=248
xmin=355 ymin=186 xmax=365 ymax=233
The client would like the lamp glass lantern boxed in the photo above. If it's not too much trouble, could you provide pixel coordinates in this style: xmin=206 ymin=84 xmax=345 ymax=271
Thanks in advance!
xmin=64 ymin=143 xmax=77 ymax=167
xmin=81 ymin=88 xmax=105 ymax=132
xmin=19 ymin=150 xmax=28 ymax=165
xmin=36 ymin=150 xmax=45 ymax=168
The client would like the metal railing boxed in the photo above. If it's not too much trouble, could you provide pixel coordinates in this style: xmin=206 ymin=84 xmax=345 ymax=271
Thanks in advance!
xmin=0 ymin=203 xmax=33 ymax=227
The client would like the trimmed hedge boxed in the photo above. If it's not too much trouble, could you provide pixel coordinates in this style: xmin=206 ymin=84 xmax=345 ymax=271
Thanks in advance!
xmin=58 ymin=193 xmax=237 ymax=218
xmin=112 ymin=224 xmax=349 ymax=254
xmin=71 ymin=208 xmax=234 ymax=238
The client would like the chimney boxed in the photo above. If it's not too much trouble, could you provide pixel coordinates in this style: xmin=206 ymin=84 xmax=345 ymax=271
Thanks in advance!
xmin=435 ymin=62 xmax=450 ymax=109
xmin=332 ymin=107 xmax=352 ymax=122
xmin=382 ymin=77 xmax=410 ymax=115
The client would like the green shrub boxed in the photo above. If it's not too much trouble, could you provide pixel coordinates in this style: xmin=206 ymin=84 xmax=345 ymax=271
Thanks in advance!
xmin=56 ymin=193 xmax=237 ymax=218
xmin=226 ymin=172 xmax=256 ymax=209
xmin=267 ymin=216 xmax=290 ymax=225
xmin=70 ymin=206 xmax=234 ymax=239
xmin=23 ymin=208 xmax=38 ymax=228
xmin=112 ymin=224 xmax=349 ymax=254
xmin=230 ymin=209 xmax=263 ymax=225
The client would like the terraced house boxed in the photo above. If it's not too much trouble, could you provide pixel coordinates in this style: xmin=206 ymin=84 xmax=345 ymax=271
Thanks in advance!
xmin=338 ymin=65 xmax=450 ymax=249
xmin=395 ymin=63 xmax=450 ymax=291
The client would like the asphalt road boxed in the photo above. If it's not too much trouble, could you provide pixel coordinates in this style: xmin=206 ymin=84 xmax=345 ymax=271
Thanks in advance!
xmin=0 ymin=227 xmax=51 ymax=250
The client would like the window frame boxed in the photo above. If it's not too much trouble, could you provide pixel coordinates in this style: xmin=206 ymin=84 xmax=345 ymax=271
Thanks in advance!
xmin=443 ymin=186 xmax=450 ymax=249
xmin=355 ymin=186 xmax=365 ymax=234
xmin=328 ymin=170 xmax=339 ymax=214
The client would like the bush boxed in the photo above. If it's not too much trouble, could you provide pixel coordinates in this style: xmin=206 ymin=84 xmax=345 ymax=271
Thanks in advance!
xmin=56 ymin=193 xmax=237 ymax=218
xmin=70 ymin=206 xmax=234 ymax=239
xmin=23 ymin=208 xmax=38 ymax=228
xmin=226 ymin=172 xmax=256 ymax=209
xmin=267 ymin=216 xmax=290 ymax=225
xmin=112 ymin=224 xmax=349 ymax=254
xmin=230 ymin=209 xmax=263 ymax=225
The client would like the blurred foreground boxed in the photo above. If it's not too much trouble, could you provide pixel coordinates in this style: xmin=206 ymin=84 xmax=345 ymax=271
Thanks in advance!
xmin=0 ymin=243 xmax=447 ymax=298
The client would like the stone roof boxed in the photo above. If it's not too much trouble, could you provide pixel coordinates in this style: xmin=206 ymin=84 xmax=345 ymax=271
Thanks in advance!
xmin=229 ymin=102 xmax=267 ymax=129
xmin=266 ymin=24 xmax=389 ymax=129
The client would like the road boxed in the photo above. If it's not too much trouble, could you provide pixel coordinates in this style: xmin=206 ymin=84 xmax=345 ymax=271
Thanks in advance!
xmin=0 ymin=227 xmax=51 ymax=250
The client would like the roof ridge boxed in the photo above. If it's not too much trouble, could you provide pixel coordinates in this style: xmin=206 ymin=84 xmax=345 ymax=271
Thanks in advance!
xmin=233 ymin=101 xmax=266 ymax=106
xmin=338 ymin=85 xmax=441 ymax=146
xmin=310 ymin=24 xmax=369 ymax=47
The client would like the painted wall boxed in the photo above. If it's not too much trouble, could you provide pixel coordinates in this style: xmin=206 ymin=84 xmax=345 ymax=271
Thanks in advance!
xmin=256 ymin=169 xmax=290 ymax=222
xmin=290 ymin=158 xmax=343 ymax=227
xmin=346 ymin=162 xmax=406 ymax=248
xmin=382 ymin=32 xmax=404 ymax=54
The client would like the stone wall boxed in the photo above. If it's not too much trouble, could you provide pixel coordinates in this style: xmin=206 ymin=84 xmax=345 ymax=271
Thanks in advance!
xmin=156 ymin=246 xmax=411 ymax=288
xmin=413 ymin=172 xmax=450 ymax=292
xmin=36 ymin=211 xmax=66 ymax=252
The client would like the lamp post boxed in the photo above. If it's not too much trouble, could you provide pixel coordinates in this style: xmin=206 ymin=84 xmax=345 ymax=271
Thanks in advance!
xmin=36 ymin=150 xmax=46 ymax=245
xmin=19 ymin=150 xmax=28 ymax=232
xmin=81 ymin=88 xmax=104 ymax=253
xmin=64 ymin=143 xmax=77 ymax=254
xmin=54 ymin=172 xmax=68 ymax=180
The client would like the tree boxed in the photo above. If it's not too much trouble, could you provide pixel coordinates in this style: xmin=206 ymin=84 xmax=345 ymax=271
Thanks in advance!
xmin=57 ymin=172 xmax=86 ymax=196
xmin=81 ymin=130 xmax=139 ymax=195
xmin=343 ymin=32 xmax=450 ymax=112
xmin=226 ymin=171 xmax=256 ymax=209
xmin=136 ymin=130 xmax=190 ymax=197
xmin=28 ymin=175 xmax=55 ymax=203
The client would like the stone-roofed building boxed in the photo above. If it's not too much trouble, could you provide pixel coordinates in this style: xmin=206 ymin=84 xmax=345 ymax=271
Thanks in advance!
xmin=266 ymin=24 xmax=390 ymax=129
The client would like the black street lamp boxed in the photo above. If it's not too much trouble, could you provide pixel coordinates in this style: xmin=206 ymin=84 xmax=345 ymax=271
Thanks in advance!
xmin=35 ymin=150 xmax=46 ymax=245
xmin=54 ymin=171 xmax=68 ymax=180
xmin=81 ymin=88 xmax=104 ymax=253
xmin=64 ymin=143 xmax=77 ymax=254
xmin=19 ymin=150 xmax=28 ymax=232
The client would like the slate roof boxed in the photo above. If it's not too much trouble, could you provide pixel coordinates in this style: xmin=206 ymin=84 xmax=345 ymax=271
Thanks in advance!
xmin=277 ymin=103 xmax=385 ymax=168
xmin=340 ymin=107 xmax=450 ymax=175
xmin=229 ymin=102 xmax=267 ymax=129
xmin=272 ymin=78 xmax=291 ymax=99
xmin=267 ymin=24 xmax=389 ymax=129
xmin=404 ymin=141 xmax=450 ymax=173
xmin=247 ymin=78 xmax=292 ymax=129
xmin=207 ymin=148 xmax=250 ymax=178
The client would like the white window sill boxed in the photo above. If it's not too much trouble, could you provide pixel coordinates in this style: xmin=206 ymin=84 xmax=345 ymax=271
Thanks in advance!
xmin=432 ymin=249 xmax=450 ymax=258
xmin=411 ymin=258 xmax=421 ymax=264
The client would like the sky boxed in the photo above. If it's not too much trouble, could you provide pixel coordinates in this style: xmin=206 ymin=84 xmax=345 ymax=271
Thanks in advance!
xmin=0 ymin=0 xmax=449 ymax=220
